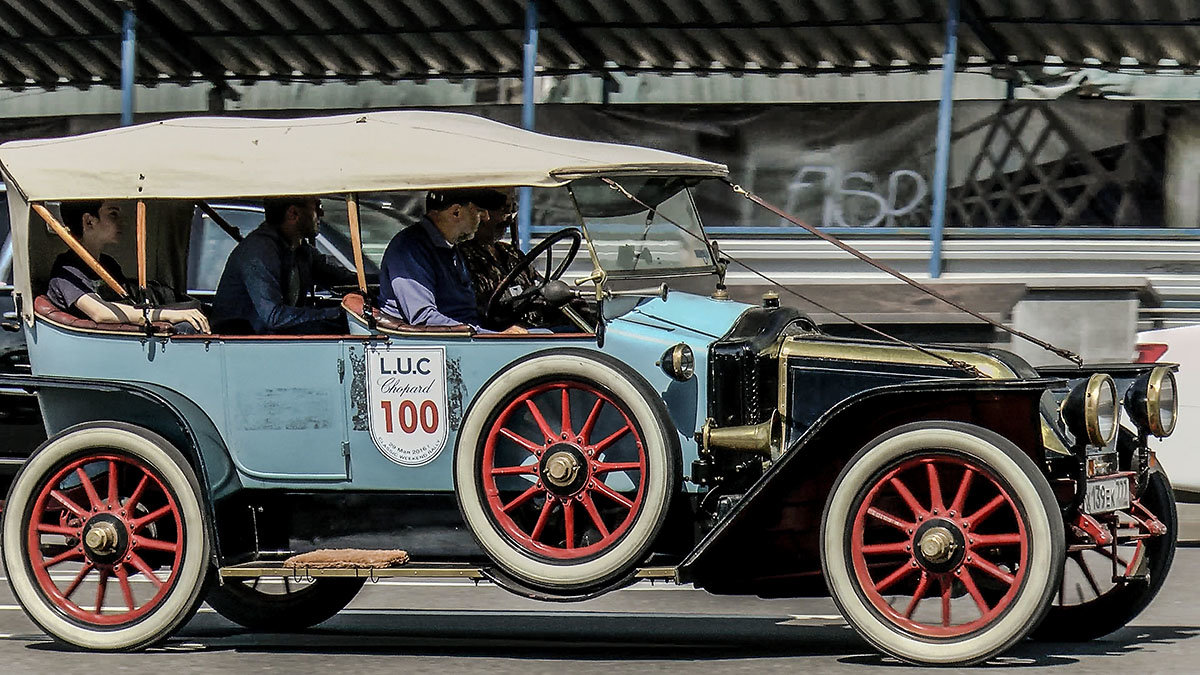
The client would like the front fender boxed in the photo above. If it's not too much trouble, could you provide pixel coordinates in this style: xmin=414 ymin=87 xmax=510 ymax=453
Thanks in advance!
xmin=678 ymin=377 xmax=1059 ymax=596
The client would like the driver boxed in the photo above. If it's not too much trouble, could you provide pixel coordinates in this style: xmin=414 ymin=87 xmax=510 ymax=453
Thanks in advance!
xmin=458 ymin=188 xmax=547 ymax=330
xmin=379 ymin=189 xmax=527 ymax=334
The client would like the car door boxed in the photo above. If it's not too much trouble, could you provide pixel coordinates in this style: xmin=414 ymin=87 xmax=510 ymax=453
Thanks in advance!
xmin=189 ymin=203 xmax=357 ymax=481
xmin=221 ymin=338 xmax=351 ymax=481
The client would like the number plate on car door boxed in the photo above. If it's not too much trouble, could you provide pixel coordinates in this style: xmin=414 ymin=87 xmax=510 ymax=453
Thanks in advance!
xmin=1083 ymin=476 xmax=1131 ymax=514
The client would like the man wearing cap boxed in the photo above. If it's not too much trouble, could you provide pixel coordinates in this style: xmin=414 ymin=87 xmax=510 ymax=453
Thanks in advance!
xmin=379 ymin=189 xmax=527 ymax=334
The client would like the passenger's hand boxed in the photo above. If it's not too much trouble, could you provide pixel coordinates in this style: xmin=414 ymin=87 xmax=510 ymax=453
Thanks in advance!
xmin=163 ymin=308 xmax=211 ymax=333
xmin=500 ymin=324 xmax=529 ymax=335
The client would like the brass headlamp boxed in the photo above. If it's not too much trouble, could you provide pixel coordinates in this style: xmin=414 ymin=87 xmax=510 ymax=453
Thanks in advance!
xmin=1124 ymin=366 xmax=1177 ymax=438
xmin=1062 ymin=373 xmax=1119 ymax=447
xmin=660 ymin=343 xmax=695 ymax=382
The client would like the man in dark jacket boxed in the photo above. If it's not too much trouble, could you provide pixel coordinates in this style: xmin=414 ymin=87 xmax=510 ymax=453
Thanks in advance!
xmin=212 ymin=196 xmax=356 ymax=334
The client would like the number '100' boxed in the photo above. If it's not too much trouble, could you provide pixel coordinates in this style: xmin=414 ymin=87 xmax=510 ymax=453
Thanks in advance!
xmin=379 ymin=400 xmax=439 ymax=434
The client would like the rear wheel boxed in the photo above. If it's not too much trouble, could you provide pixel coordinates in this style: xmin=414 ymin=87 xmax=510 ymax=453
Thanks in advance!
xmin=1033 ymin=465 xmax=1177 ymax=641
xmin=206 ymin=576 xmax=364 ymax=630
xmin=1 ymin=423 xmax=209 ymax=650
xmin=822 ymin=422 xmax=1064 ymax=666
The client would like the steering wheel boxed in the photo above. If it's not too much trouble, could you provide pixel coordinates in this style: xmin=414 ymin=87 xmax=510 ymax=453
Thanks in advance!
xmin=485 ymin=227 xmax=582 ymax=325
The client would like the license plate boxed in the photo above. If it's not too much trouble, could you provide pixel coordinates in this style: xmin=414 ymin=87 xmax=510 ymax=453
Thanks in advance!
xmin=1083 ymin=476 xmax=1131 ymax=514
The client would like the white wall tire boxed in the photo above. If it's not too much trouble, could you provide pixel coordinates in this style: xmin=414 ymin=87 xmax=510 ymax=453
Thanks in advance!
xmin=2 ymin=422 xmax=210 ymax=651
xmin=455 ymin=350 xmax=678 ymax=594
xmin=821 ymin=422 xmax=1064 ymax=666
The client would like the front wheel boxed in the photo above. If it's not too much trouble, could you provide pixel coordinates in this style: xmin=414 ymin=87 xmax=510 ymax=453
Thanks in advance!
xmin=1033 ymin=464 xmax=1177 ymax=641
xmin=206 ymin=576 xmax=365 ymax=630
xmin=821 ymin=422 xmax=1065 ymax=666
xmin=1 ymin=422 xmax=210 ymax=650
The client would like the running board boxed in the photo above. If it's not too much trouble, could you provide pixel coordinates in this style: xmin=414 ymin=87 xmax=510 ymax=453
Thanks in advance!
xmin=219 ymin=560 xmax=678 ymax=582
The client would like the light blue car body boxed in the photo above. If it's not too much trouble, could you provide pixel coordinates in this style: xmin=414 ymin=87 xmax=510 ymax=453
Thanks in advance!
xmin=27 ymin=289 xmax=752 ymax=497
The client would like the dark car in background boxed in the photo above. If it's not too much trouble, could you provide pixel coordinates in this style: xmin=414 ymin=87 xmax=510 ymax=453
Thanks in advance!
xmin=0 ymin=187 xmax=47 ymax=495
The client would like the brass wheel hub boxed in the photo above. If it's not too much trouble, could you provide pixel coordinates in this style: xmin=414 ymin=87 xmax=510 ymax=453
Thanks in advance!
xmin=84 ymin=521 xmax=120 ymax=556
xmin=918 ymin=526 xmax=957 ymax=564
xmin=544 ymin=451 xmax=581 ymax=487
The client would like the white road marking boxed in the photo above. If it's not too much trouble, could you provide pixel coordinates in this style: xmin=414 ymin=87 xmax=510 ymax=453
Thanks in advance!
xmin=786 ymin=614 xmax=843 ymax=620
xmin=360 ymin=579 xmax=692 ymax=590
xmin=0 ymin=604 xmax=839 ymax=623
xmin=776 ymin=614 xmax=846 ymax=624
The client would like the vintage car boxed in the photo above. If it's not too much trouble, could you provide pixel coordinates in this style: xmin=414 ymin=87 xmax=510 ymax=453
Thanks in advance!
xmin=0 ymin=112 xmax=1180 ymax=666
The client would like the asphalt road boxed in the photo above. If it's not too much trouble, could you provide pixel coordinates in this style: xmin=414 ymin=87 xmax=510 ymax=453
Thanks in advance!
xmin=0 ymin=545 xmax=1197 ymax=674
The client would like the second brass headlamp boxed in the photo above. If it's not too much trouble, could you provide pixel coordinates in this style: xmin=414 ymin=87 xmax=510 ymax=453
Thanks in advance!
xmin=1124 ymin=366 xmax=1177 ymax=438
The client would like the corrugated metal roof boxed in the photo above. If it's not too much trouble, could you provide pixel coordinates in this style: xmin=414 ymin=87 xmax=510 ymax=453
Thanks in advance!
xmin=0 ymin=1 xmax=1197 ymax=90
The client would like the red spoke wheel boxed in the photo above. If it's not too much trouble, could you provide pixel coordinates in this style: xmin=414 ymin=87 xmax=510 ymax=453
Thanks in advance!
xmin=2 ymin=423 xmax=209 ymax=651
xmin=1033 ymin=461 xmax=1177 ymax=641
xmin=849 ymin=455 xmax=1028 ymax=638
xmin=456 ymin=350 xmax=678 ymax=595
xmin=481 ymin=381 xmax=647 ymax=560
xmin=26 ymin=454 xmax=184 ymax=626
xmin=822 ymin=422 xmax=1064 ymax=666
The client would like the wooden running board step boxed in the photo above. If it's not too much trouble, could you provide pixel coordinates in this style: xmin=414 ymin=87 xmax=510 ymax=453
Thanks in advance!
xmin=219 ymin=559 xmax=678 ymax=581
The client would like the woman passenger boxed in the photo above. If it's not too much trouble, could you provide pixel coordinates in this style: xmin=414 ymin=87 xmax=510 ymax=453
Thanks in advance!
xmin=47 ymin=200 xmax=209 ymax=332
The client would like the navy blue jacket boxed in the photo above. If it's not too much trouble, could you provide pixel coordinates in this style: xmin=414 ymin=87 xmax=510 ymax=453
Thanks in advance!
xmin=378 ymin=217 xmax=481 ymax=329
xmin=212 ymin=223 xmax=354 ymax=334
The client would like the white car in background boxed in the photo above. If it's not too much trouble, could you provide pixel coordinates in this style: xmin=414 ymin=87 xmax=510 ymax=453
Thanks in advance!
xmin=1138 ymin=325 xmax=1200 ymax=500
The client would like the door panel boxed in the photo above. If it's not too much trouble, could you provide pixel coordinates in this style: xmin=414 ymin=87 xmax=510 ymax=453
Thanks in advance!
xmin=223 ymin=341 xmax=349 ymax=480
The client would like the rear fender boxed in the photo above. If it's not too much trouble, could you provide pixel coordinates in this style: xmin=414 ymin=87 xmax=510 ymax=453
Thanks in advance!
xmin=678 ymin=378 xmax=1056 ymax=597
xmin=1 ymin=374 xmax=239 ymax=565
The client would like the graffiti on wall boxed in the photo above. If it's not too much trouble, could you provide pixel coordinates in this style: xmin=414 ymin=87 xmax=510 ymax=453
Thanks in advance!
xmin=783 ymin=165 xmax=928 ymax=228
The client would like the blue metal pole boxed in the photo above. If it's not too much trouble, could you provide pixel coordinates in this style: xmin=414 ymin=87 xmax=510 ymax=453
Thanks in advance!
xmin=928 ymin=0 xmax=959 ymax=279
xmin=517 ymin=0 xmax=538 ymax=251
xmin=120 ymin=8 xmax=137 ymax=126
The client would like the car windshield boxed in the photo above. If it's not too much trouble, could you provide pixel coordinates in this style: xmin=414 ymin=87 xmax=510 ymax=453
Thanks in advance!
xmin=570 ymin=176 xmax=715 ymax=277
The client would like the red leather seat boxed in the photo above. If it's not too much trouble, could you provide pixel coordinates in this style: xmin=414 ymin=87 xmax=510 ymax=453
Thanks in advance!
xmin=34 ymin=295 xmax=175 ymax=335
xmin=340 ymin=293 xmax=472 ymax=334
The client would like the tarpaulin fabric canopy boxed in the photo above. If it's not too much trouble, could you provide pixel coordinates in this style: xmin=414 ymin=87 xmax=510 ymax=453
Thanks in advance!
xmin=0 ymin=110 xmax=727 ymax=201
xmin=0 ymin=109 xmax=725 ymax=317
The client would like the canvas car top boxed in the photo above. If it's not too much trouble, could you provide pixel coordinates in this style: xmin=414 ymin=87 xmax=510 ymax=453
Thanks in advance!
xmin=0 ymin=111 xmax=728 ymax=202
